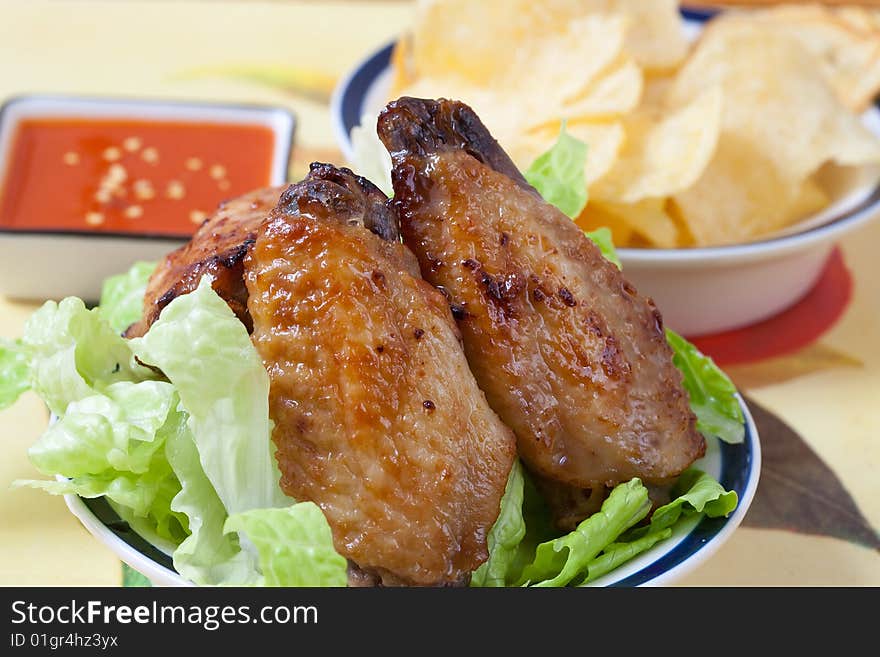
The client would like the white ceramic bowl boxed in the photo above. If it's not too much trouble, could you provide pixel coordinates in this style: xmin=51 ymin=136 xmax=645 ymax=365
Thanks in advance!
xmin=0 ymin=95 xmax=295 ymax=304
xmin=330 ymin=14 xmax=880 ymax=337
xmin=62 ymin=395 xmax=760 ymax=587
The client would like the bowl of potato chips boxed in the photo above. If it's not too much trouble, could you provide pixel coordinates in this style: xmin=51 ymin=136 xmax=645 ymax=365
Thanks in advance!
xmin=333 ymin=1 xmax=880 ymax=336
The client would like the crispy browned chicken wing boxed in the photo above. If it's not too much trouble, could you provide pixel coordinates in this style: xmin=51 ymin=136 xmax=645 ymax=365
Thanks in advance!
xmin=125 ymin=186 xmax=285 ymax=338
xmin=244 ymin=164 xmax=516 ymax=586
xmin=378 ymin=98 xmax=705 ymax=499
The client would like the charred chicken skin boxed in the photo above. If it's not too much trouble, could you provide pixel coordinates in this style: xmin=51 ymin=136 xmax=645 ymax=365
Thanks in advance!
xmin=125 ymin=185 xmax=286 ymax=338
xmin=377 ymin=97 xmax=705 ymax=498
xmin=244 ymin=164 xmax=517 ymax=586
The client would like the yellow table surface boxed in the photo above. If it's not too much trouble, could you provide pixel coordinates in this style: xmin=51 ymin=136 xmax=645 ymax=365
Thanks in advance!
xmin=1 ymin=0 xmax=878 ymax=587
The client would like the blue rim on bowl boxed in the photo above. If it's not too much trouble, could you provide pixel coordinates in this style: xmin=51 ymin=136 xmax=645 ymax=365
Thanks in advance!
xmin=330 ymin=9 xmax=880 ymax=265
xmin=63 ymin=394 xmax=760 ymax=587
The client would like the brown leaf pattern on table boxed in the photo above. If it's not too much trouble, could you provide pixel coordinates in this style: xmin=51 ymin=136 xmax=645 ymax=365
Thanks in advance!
xmin=743 ymin=397 xmax=880 ymax=551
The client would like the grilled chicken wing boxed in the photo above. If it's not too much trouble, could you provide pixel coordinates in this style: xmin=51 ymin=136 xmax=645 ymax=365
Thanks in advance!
xmin=378 ymin=97 xmax=705 ymax=495
xmin=124 ymin=186 xmax=285 ymax=338
xmin=244 ymin=164 xmax=516 ymax=586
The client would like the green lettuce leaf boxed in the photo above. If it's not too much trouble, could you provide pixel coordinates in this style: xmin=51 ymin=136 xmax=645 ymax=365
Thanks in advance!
xmin=21 ymin=297 xmax=151 ymax=416
xmin=14 ymin=383 xmax=187 ymax=545
xmin=8 ymin=267 xmax=348 ymax=587
xmin=225 ymin=504 xmax=348 ymax=587
xmin=524 ymin=122 xmax=589 ymax=218
xmin=0 ymin=338 xmax=30 ymax=410
xmin=576 ymin=529 xmax=673 ymax=586
xmin=129 ymin=276 xmax=297 ymax=584
xmin=627 ymin=468 xmax=739 ymax=541
xmin=26 ymin=380 xmax=175 ymax=477
xmin=517 ymin=478 xmax=651 ymax=587
xmin=98 ymin=261 xmax=157 ymax=334
xmin=492 ymin=468 xmax=737 ymax=587
xmin=585 ymin=227 xmax=622 ymax=268
xmin=164 ymin=409 xmax=259 ymax=586
xmin=10 ymin=294 xmax=183 ymax=544
xmin=130 ymin=276 xmax=290 ymax=515
xmin=110 ymin=470 xmax=189 ymax=555
xmin=471 ymin=460 xmax=526 ymax=587
xmin=666 ymin=329 xmax=745 ymax=444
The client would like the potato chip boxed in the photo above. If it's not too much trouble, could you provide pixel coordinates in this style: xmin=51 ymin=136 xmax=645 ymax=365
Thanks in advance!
xmin=667 ymin=20 xmax=880 ymax=246
xmin=782 ymin=177 xmax=832 ymax=229
xmin=409 ymin=1 xmax=625 ymax=91
xmin=388 ymin=34 xmax=417 ymax=99
xmin=508 ymin=120 xmax=625 ymax=185
xmin=591 ymin=86 xmax=722 ymax=204
xmin=834 ymin=7 xmax=880 ymax=37
xmin=560 ymin=55 xmax=643 ymax=119
xmin=392 ymin=1 xmax=880 ymax=250
xmin=589 ymin=0 xmax=688 ymax=72
xmin=588 ymin=198 xmax=679 ymax=248
xmin=575 ymin=202 xmax=634 ymax=246
xmin=409 ymin=0 xmax=518 ymax=86
xmin=640 ymin=73 xmax=676 ymax=109
xmin=815 ymin=161 xmax=880 ymax=203
xmin=517 ymin=14 xmax=628 ymax=107
xmin=721 ymin=6 xmax=880 ymax=112
xmin=398 ymin=11 xmax=632 ymax=157
xmin=408 ymin=0 xmax=685 ymax=84
xmin=671 ymin=133 xmax=799 ymax=246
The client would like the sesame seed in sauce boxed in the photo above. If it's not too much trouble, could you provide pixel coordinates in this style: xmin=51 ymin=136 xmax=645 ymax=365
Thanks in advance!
xmin=141 ymin=147 xmax=159 ymax=164
xmin=107 ymin=163 xmax=127 ymax=183
xmin=102 ymin=146 xmax=122 ymax=162
xmin=62 ymin=151 xmax=80 ymax=166
xmin=189 ymin=210 xmax=207 ymax=224
xmin=209 ymin=164 xmax=226 ymax=180
xmin=124 ymin=205 xmax=143 ymax=219
xmin=85 ymin=212 xmax=104 ymax=226
xmin=122 ymin=137 xmax=142 ymax=152
xmin=185 ymin=157 xmax=203 ymax=171
xmin=93 ymin=189 xmax=112 ymax=204
xmin=166 ymin=180 xmax=185 ymax=200
xmin=133 ymin=179 xmax=155 ymax=200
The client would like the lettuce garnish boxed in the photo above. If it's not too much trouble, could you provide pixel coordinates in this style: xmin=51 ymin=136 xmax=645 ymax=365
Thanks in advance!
xmin=224 ymin=505 xmax=349 ymax=587
xmin=666 ymin=328 xmax=745 ymax=444
xmin=0 ymin=338 xmax=30 ymax=410
xmin=584 ymin=226 xmax=622 ymax=268
xmin=9 ymin=268 xmax=345 ymax=587
xmin=97 ymin=260 xmax=156 ymax=334
xmin=524 ymin=121 xmax=589 ymax=218
xmin=470 ymin=460 xmax=527 ymax=587
xmin=472 ymin=466 xmax=737 ymax=588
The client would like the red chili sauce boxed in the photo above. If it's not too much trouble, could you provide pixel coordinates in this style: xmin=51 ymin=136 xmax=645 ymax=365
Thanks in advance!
xmin=0 ymin=118 xmax=276 ymax=236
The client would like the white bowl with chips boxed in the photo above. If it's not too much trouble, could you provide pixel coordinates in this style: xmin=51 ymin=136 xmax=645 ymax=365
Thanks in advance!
xmin=331 ymin=7 xmax=880 ymax=337
xmin=614 ymin=182 xmax=879 ymax=336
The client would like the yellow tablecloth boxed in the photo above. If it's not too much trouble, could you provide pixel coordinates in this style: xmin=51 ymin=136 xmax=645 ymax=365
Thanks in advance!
xmin=1 ymin=0 xmax=877 ymax=586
